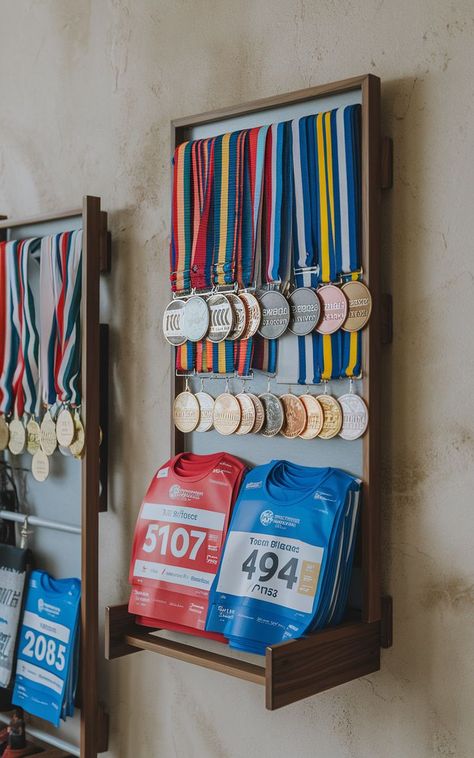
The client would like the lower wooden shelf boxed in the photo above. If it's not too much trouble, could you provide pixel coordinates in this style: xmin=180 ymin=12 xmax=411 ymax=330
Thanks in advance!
xmin=105 ymin=597 xmax=392 ymax=710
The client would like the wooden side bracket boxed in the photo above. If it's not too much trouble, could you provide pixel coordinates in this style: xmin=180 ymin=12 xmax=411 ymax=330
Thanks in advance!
xmin=381 ymin=136 xmax=393 ymax=189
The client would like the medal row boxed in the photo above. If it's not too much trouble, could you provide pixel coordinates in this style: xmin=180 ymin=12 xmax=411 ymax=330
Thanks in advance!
xmin=173 ymin=384 xmax=368 ymax=441
xmin=163 ymin=279 xmax=371 ymax=346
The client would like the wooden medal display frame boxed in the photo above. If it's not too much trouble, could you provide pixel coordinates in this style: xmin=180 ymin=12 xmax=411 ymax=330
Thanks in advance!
xmin=0 ymin=196 xmax=110 ymax=757
xmin=106 ymin=74 xmax=393 ymax=710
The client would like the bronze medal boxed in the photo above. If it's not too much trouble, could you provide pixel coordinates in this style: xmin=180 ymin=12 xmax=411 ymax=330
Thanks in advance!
xmin=316 ymin=394 xmax=343 ymax=439
xmin=235 ymin=393 xmax=256 ymax=435
xmin=338 ymin=392 xmax=369 ymax=440
xmin=247 ymin=393 xmax=265 ymax=434
xmin=298 ymin=395 xmax=324 ymax=439
xmin=8 ymin=417 xmax=26 ymax=456
xmin=316 ymin=284 xmax=348 ymax=334
xmin=0 ymin=416 xmax=9 ymax=451
xmin=26 ymin=418 xmax=41 ymax=455
xmin=40 ymin=411 xmax=58 ymax=456
xmin=56 ymin=407 xmax=76 ymax=447
xmin=280 ymin=394 xmax=307 ymax=439
xmin=341 ymin=280 xmax=372 ymax=332
xmin=173 ymin=391 xmax=200 ymax=433
xmin=194 ymin=392 xmax=215 ymax=433
xmin=31 ymin=449 xmax=50 ymax=482
xmin=213 ymin=393 xmax=241 ymax=435
xmin=239 ymin=292 xmax=261 ymax=339
xmin=227 ymin=293 xmax=247 ymax=341
xmin=69 ymin=412 xmax=86 ymax=458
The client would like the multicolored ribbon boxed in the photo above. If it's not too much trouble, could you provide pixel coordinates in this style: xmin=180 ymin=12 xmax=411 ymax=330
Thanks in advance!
xmin=0 ymin=242 xmax=18 ymax=417
xmin=19 ymin=239 xmax=41 ymax=417
xmin=39 ymin=235 xmax=57 ymax=409
xmin=54 ymin=231 xmax=83 ymax=406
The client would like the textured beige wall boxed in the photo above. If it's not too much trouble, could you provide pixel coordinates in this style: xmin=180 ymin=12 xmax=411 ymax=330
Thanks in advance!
xmin=1 ymin=1 xmax=474 ymax=756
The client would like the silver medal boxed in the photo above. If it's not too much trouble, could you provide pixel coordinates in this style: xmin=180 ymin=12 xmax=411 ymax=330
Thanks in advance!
xmin=207 ymin=293 xmax=234 ymax=343
xmin=338 ymin=393 xmax=369 ymax=440
xmin=257 ymin=290 xmax=290 ymax=339
xmin=182 ymin=295 xmax=210 ymax=342
xmin=288 ymin=288 xmax=321 ymax=336
xmin=258 ymin=392 xmax=284 ymax=437
xmin=163 ymin=299 xmax=187 ymax=346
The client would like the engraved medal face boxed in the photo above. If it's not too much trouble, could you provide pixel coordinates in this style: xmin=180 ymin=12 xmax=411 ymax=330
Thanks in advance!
xmin=194 ymin=392 xmax=215 ymax=433
xmin=239 ymin=292 xmax=261 ymax=339
xmin=207 ymin=294 xmax=234 ymax=343
xmin=341 ymin=281 xmax=372 ymax=332
xmin=163 ymin=299 xmax=187 ymax=346
xmin=338 ymin=393 xmax=369 ymax=440
xmin=40 ymin=411 xmax=58 ymax=456
xmin=213 ymin=393 xmax=241 ymax=435
xmin=288 ymin=288 xmax=321 ymax=336
xmin=70 ymin=413 xmax=85 ymax=458
xmin=298 ymin=395 xmax=324 ymax=439
xmin=316 ymin=285 xmax=348 ymax=334
xmin=235 ymin=393 xmax=256 ymax=435
xmin=182 ymin=295 xmax=210 ymax=342
xmin=227 ymin=294 xmax=247 ymax=341
xmin=258 ymin=392 xmax=284 ymax=437
xmin=316 ymin=394 xmax=343 ymax=439
xmin=257 ymin=290 xmax=290 ymax=339
xmin=280 ymin=394 xmax=307 ymax=438
xmin=173 ymin=391 xmax=200 ymax=433
xmin=56 ymin=407 xmax=76 ymax=447
xmin=26 ymin=418 xmax=41 ymax=455
xmin=31 ymin=449 xmax=50 ymax=482
xmin=0 ymin=416 xmax=10 ymax=451
xmin=247 ymin=393 xmax=265 ymax=434
xmin=8 ymin=418 xmax=26 ymax=455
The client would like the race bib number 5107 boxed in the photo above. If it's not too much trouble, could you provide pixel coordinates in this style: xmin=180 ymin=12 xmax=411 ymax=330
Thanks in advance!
xmin=216 ymin=531 xmax=323 ymax=614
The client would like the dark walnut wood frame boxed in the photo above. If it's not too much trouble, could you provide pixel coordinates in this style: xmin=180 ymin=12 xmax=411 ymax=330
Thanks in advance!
xmin=106 ymin=74 xmax=393 ymax=710
xmin=0 ymin=196 xmax=110 ymax=756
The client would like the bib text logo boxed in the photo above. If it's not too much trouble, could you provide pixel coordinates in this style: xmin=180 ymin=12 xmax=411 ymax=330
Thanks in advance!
xmin=260 ymin=510 xmax=274 ymax=526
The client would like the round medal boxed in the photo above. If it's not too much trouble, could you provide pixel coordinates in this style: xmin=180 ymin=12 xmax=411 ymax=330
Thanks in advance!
xmin=239 ymin=292 xmax=261 ymax=339
xmin=194 ymin=392 xmax=215 ymax=433
xmin=182 ymin=295 xmax=210 ymax=342
xmin=338 ymin=393 xmax=369 ymax=440
xmin=173 ymin=391 xmax=200 ymax=433
xmin=298 ymin=395 xmax=324 ymax=439
xmin=31 ymin=449 xmax=50 ymax=482
xmin=257 ymin=290 xmax=290 ymax=339
xmin=26 ymin=418 xmax=41 ymax=455
xmin=40 ymin=411 xmax=58 ymax=456
xmin=207 ymin=293 xmax=234 ymax=343
xmin=247 ymin=393 xmax=265 ymax=434
xmin=162 ymin=299 xmax=187 ymax=346
xmin=341 ymin=280 xmax=372 ymax=332
xmin=259 ymin=392 xmax=284 ymax=437
xmin=316 ymin=394 xmax=343 ymax=439
xmin=213 ymin=393 xmax=241 ymax=435
xmin=56 ymin=407 xmax=76 ymax=447
xmin=69 ymin=413 xmax=86 ymax=458
xmin=288 ymin=288 xmax=321 ymax=336
xmin=0 ymin=416 xmax=9 ymax=451
xmin=8 ymin=418 xmax=26 ymax=455
xmin=235 ymin=393 xmax=256 ymax=435
xmin=227 ymin=293 xmax=247 ymax=341
xmin=316 ymin=284 xmax=348 ymax=334
xmin=280 ymin=394 xmax=307 ymax=438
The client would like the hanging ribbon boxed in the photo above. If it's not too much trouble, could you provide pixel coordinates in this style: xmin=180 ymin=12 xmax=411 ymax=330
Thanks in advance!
xmin=0 ymin=242 xmax=17 ymax=417
xmin=54 ymin=231 xmax=83 ymax=406
xmin=39 ymin=235 xmax=58 ymax=409
xmin=170 ymin=141 xmax=193 ymax=293
xmin=19 ymin=238 xmax=41 ymax=418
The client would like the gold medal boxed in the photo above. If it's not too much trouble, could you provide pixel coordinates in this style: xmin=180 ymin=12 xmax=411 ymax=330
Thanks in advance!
xmin=298 ymin=395 xmax=324 ymax=439
xmin=56 ymin=406 xmax=76 ymax=447
xmin=8 ymin=417 xmax=26 ymax=455
xmin=31 ymin=449 xmax=50 ymax=482
xmin=341 ymin=280 xmax=372 ymax=332
xmin=247 ymin=393 xmax=265 ymax=434
xmin=239 ymin=292 xmax=261 ymax=339
xmin=40 ymin=411 xmax=58 ymax=456
xmin=280 ymin=394 xmax=307 ymax=439
xmin=173 ymin=390 xmax=200 ymax=433
xmin=194 ymin=392 xmax=214 ymax=433
xmin=316 ymin=394 xmax=343 ymax=439
xmin=0 ymin=416 xmax=9 ymax=451
xmin=235 ymin=393 xmax=256 ymax=435
xmin=70 ymin=411 xmax=86 ymax=458
xmin=213 ymin=393 xmax=241 ymax=435
xmin=26 ymin=418 xmax=41 ymax=455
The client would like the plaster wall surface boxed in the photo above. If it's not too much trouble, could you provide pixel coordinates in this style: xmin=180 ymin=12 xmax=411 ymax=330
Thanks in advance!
xmin=0 ymin=1 xmax=473 ymax=756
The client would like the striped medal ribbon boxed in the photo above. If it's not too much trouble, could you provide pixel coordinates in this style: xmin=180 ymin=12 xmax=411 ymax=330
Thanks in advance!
xmin=7 ymin=241 xmax=29 ymax=454
xmin=39 ymin=234 xmax=60 ymax=457
xmin=18 ymin=238 xmax=42 ymax=457
xmin=0 ymin=242 xmax=17 ymax=449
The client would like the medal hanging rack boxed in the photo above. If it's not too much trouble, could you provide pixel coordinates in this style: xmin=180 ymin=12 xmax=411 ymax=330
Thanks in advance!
xmin=0 ymin=196 xmax=110 ymax=757
xmin=106 ymin=75 xmax=393 ymax=709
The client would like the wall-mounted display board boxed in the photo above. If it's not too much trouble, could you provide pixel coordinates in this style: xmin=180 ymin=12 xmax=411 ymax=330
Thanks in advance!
xmin=0 ymin=196 xmax=110 ymax=756
xmin=106 ymin=74 xmax=393 ymax=710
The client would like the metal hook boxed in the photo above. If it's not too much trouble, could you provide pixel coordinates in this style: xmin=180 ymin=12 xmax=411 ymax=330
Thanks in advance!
xmin=20 ymin=516 xmax=32 ymax=550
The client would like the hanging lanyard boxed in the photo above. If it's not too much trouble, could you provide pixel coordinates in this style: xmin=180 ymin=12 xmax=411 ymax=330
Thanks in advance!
xmin=170 ymin=141 xmax=193 ymax=294
xmin=10 ymin=241 xmax=25 ymax=419
xmin=0 ymin=242 xmax=17 ymax=418
xmin=19 ymin=238 xmax=40 ymax=418
xmin=54 ymin=231 xmax=82 ymax=406
xmin=39 ymin=235 xmax=57 ymax=409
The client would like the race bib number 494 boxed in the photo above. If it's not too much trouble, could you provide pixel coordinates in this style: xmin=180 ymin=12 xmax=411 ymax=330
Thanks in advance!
xmin=216 ymin=531 xmax=323 ymax=614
